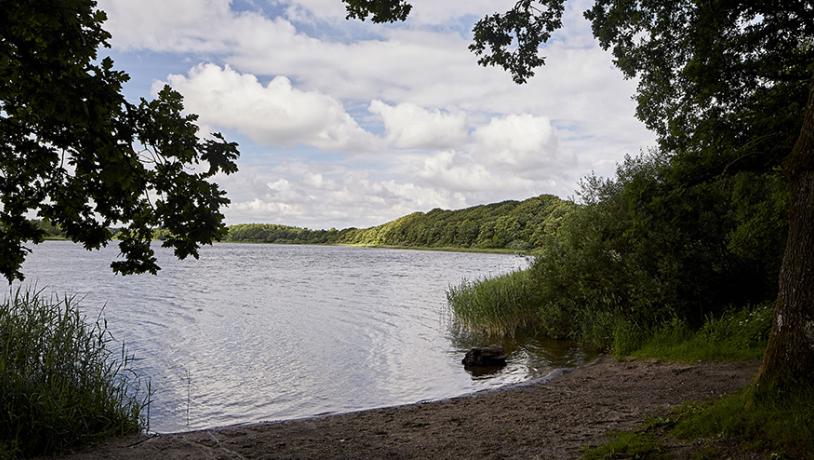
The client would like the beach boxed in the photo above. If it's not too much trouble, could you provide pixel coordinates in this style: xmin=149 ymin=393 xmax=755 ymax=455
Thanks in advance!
xmin=60 ymin=356 xmax=757 ymax=459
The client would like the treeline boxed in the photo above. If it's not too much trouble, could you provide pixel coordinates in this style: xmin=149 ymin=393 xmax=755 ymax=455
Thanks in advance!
xmin=29 ymin=220 xmax=137 ymax=242
xmin=30 ymin=219 xmax=64 ymax=239
xmin=32 ymin=194 xmax=575 ymax=252
xmin=226 ymin=223 xmax=341 ymax=245
xmin=224 ymin=194 xmax=573 ymax=251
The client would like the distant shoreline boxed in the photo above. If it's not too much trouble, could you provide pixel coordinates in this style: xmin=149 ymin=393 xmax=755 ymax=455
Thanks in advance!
xmin=39 ymin=239 xmax=530 ymax=256
xmin=221 ymin=240 xmax=530 ymax=255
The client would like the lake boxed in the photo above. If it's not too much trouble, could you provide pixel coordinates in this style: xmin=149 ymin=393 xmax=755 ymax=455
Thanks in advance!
xmin=16 ymin=241 xmax=589 ymax=432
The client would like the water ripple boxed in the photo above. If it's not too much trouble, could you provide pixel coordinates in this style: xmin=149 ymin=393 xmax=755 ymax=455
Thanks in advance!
xmin=16 ymin=242 xmax=589 ymax=433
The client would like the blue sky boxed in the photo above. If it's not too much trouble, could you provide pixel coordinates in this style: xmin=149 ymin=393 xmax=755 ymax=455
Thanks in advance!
xmin=97 ymin=0 xmax=653 ymax=228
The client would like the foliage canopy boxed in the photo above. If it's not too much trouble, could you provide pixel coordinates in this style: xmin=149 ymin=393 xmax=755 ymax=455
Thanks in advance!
xmin=0 ymin=0 xmax=239 ymax=282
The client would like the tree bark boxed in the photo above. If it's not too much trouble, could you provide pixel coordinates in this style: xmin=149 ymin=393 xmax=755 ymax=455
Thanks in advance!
xmin=756 ymin=72 xmax=814 ymax=390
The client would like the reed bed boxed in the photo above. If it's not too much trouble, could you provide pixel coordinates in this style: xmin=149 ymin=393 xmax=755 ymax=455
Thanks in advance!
xmin=446 ymin=270 xmax=541 ymax=337
xmin=0 ymin=289 xmax=149 ymax=457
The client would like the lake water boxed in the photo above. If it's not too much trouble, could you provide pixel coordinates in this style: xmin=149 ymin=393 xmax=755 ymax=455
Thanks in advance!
xmin=16 ymin=242 xmax=589 ymax=432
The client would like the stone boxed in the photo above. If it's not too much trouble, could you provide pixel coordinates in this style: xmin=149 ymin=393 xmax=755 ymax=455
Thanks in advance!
xmin=461 ymin=346 xmax=507 ymax=368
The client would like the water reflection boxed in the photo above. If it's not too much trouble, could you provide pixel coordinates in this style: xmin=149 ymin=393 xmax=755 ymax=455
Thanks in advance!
xmin=449 ymin=328 xmax=595 ymax=381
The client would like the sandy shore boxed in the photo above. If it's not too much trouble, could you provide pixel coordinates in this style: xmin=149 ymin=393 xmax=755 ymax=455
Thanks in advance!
xmin=60 ymin=356 xmax=757 ymax=459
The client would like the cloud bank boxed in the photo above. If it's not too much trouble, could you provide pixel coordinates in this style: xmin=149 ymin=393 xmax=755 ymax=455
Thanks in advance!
xmin=99 ymin=0 xmax=654 ymax=227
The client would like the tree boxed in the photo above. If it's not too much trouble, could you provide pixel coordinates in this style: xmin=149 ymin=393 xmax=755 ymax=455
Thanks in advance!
xmin=0 ymin=0 xmax=239 ymax=282
xmin=340 ymin=0 xmax=814 ymax=389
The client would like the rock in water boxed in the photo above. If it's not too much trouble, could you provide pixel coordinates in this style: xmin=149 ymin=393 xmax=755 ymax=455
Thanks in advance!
xmin=462 ymin=346 xmax=507 ymax=367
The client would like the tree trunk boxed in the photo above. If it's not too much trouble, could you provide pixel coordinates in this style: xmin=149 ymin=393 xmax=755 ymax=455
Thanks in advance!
xmin=756 ymin=73 xmax=814 ymax=390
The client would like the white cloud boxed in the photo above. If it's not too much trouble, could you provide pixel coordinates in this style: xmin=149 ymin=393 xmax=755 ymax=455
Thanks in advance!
xmin=100 ymin=0 xmax=651 ymax=164
xmin=277 ymin=0 xmax=520 ymax=26
xmin=220 ymin=162 xmax=468 ymax=228
xmin=98 ymin=0 xmax=656 ymax=226
xmin=220 ymin=144 xmax=571 ymax=227
xmin=405 ymin=0 xmax=517 ymax=25
xmin=418 ymin=151 xmax=502 ymax=192
xmin=232 ymin=198 xmax=304 ymax=217
xmin=161 ymin=64 xmax=378 ymax=151
xmin=214 ymin=108 xmax=574 ymax=227
xmin=303 ymin=172 xmax=334 ymax=188
xmin=369 ymin=100 xmax=467 ymax=149
xmin=267 ymin=178 xmax=292 ymax=192
xmin=100 ymin=0 xmax=239 ymax=52
xmin=473 ymin=114 xmax=560 ymax=171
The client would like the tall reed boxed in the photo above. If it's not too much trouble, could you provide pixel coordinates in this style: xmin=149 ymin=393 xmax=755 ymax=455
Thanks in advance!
xmin=0 ymin=289 xmax=149 ymax=457
xmin=447 ymin=270 xmax=541 ymax=337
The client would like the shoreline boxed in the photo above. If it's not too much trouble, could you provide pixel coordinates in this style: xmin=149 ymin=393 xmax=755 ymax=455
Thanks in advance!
xmin=221 ymin=240 xmax=531 ymax=255
xmin=337 ymin=243 xmax=530 ymax=255
xmin=60 ymin=356 xmax=758 ymax=459
xmin=37 ymin=239 xmax=531 ymax=256
xmin=154 ymin=366 xmax=574 ymax=436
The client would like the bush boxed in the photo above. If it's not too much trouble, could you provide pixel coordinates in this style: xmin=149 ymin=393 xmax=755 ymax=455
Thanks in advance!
xmin=0 ymin=289 xmax=149 ymax=457
xmin=448 ymin=150 xmax=786 ymax=355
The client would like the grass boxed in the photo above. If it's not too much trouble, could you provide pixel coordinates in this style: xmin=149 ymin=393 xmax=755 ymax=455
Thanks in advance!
xmin=447 ymin=269 xmax=540 ymax=336
xmin=582 ymin=429 xmax=665 ymax=460
xmin=0 ymin=289 xmax=150 ymax=458
xmin=582 ymin=387 xmax=814 ymax=459
xmin=672 ymin=386 xmax=814 ymax=458
xmin=631 ymin=304 xmax=772 ymax=362
xmin=581 ymin=303 xmax=811 ymax=459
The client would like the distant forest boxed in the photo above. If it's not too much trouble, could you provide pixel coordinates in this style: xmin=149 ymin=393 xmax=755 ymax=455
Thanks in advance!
xmin=28 ymin=194 xmax=572 ymax=251
xmin=225 ymin=194 xmax=573 ymax=251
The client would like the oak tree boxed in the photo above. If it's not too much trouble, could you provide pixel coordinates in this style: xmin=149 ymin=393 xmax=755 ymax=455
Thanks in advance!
xmin=0 ymin=0 xmax=239 ymax=282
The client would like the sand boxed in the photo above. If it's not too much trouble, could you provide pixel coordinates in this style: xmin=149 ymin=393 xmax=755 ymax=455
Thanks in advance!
xmin=59 ymin=356 xmax=757 ymax=459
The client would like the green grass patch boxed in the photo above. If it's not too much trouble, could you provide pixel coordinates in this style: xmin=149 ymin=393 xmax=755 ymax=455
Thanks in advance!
xmin=672 ymin=386 xmax=814 ymax=459
xmin=576 ymin=305 xmax=776 ymax=456
xmin=584 ymin=387 xmax=814 ymax=459
xmin=631 ymin=304 xmax=772 ymax=362
xmin=0 ymin=289 xmax=150 ymax=458
xmin=582 ymin=430 xmax=666 ymax=460
xmin=447 ymin=269 xmax=540 ymax=337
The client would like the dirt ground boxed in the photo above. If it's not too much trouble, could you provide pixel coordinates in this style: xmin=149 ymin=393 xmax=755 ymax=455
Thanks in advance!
xmin=59 ymin=356 xmax=758 ymax=459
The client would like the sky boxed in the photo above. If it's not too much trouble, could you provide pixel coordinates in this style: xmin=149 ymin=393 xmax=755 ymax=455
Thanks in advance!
xmin=97 ymin=0 xmax=654 ymax=229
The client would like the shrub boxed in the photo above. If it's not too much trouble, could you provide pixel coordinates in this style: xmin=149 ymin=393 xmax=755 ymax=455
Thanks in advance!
xmin=449 ymin=150 xmax=785 ymax=356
